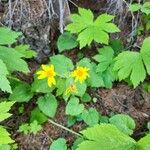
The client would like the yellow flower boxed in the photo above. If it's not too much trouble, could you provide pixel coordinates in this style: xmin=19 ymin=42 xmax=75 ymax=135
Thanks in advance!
xmin=70 ymin=66 xmax=90 ymax=83
xmin=65 ymin=84 xmax=78 ymax=95
xmin=36 ymin=64 xmax=56 ymax=87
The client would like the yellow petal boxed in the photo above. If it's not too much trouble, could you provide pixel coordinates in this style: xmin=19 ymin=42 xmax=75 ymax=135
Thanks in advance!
xmin=37 ymin=73 xmax=47 ymax=79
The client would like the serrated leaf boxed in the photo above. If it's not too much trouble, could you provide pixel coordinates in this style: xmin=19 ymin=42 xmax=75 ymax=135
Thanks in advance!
xmin=141 ymin=2 xmax=150 ymax=15
xmin=37 ymin=94 xmax=58 ymax=118
xmin=0 ymin=46 xmax=29 ymax=73
xmin=0 ymin=59 xmax=11 ymax=93
xmin=77 ymin=124 xmax=136 ymax=150
xmin=9 ymin=82 xmax=33 ymax=102
xmin=136 ymin=134 xmax=150 ymax=150
xmin=15 ymin=44 xmax=36 ymax=58
xmin=140 ymin=37 xmax=150 ymax=74
xmin=50 ymin=138 xmax=67 ymax=150
xmin=30 ymin=120 xmax=42 ymax=134
xmin=129 ymin=4 xmax=141 ymax=12
xmin=0 ymin=144 xmax=11 ymax=150
xmin=57 ymin=32 xmax=78 ymax=52
xmin=81 ymin=108 xmax=99 ymax=126
xmin=93 ymin=46 xmax=114 ymax=73
xmin=114 ymin=37 xmax=150 ymax=88
xmin=0 ymin=27 xmax=22 ymax=45
xmin=65 ymin=97 xmax=84 ymax=116
xmin=114 ymin=51 xmax=146 ymax=87
xmin=0 ymin=101 xmax=15 ymax=122
xmin=0 ymin=126 xmax=14 ymax=145
xmin=50 ymin=55 xmax=74 ymax=77
xmin=109 ymin=114 xmax=136 ymax=135
xmin=66 ymin=8 xmax=120 ymax=49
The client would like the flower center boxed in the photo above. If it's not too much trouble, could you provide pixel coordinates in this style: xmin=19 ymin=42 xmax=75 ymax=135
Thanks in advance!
xmin=47 ymin=70 xmax=54 ymax=77
xmin=77 ymin=70 xmax=84 ymax=77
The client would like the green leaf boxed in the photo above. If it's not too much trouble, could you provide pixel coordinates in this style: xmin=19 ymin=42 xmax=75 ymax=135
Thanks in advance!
xmin=57 ymin=32 xmax=78 ymax=52
xmin=77 ymin=124 xmax=136 ymax=150
xmin=136 ymin=134 xmax=150 ymax=150
xmin=37 ymin=94 xmax=58 ymax=118
xmin=114 ymin=37 xmax=150 ymax=88
xmin=114 ymin=51 xmax=146 ymax=87
xmin=0 ymin=59 xmax=11 ymax=93
xmin=65 ymin=97 xmax=84 ymax=116
xmin=56 ymin=78 xmax=66 ymax=96
xmin=109 ymin=114 xmax=136 ymax=135
xmin=9 ymin=82 xmax=33 ymax=102
xmin=30 ymin=107 xmax=48 ymax=124
xmin=81 ymin=108 xmax=99 ymax=126
xmin=0 ymin=144 xmax=11 ymax=150
xmin=66 ymin=8 xmax=120 ymax=49
xmin=31 ymin=76 xmax=54 ymax=93
xmin=81 ymin=93 xmax=91 ymax=103
xmin=50 ymin=55 xmax=74 ymax=77
xmin=50 ymin=138 xmax=67 ymax=150
xmin=147 ymin=122 xmax=150 ymax=131
xmin=140 ymin=37 xmax=150 ymax=74
xmin=0 ymin=46 xmax=29 ymax=73
xmin=141 ymin=2 xmax=150 ymax=15
xmin=0 ymin=101 xmax=15 ymax=122
xmin=30 ymin=120 xmax=42 ymax=134
xmin=18 ymin=123 xmax=30 ymax=134
xmin=0 ymin=27 xmax=22 ymax=45
xmin=75 ymin=82 xmax=87 ymax=97
xmin=0 ymin=126 xmax=14 ymax=145
xmin=129 ymin=4 xmax=141 ymax=12
xmin=15 ymin=44 xmax=36 ymax=58
xmin=93 ymin=46 xmax=114 ymax=73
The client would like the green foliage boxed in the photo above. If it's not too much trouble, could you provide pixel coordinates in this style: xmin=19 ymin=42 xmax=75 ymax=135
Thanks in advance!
xmin=129 ymin=2 xmax=150 ymax=15
xmin=18 ymin=120 xmax=42 ymax=135
xmin=15 ymin=45 xmax=37 ymax=59
xmin=0 ymin=101 xmax=15 ymax=122
xmin=37 ymin=94 xmax=58 ymax=118
xmin=0 ymin=27 xmax=31 ymax=93
xmin=0 ymin=46 xmax=29 ymax=73
xmin=93 ymin=46 xmax=117 ymax=88
xmin=136 ymin=134 xmax=150 ymax=150
xmin=76 ymin=124 xmax=136 ymax=150
xmin=147 ymin=122 xmax=150 ymax=132
xmin=0 ymin=126 xmax=14 ymax=146
xmin=81 ymin=108 xmax=99 ymax=126
xmin=0 ymin=27 xmax=22 ymax=45
xmin=109 ymin=114 xmax=136 ymax=135
xmin=114 ymin=37 xmax=150 ymax=87
xmin=0 ymin=59 xmax=11 ymax=93
xmin=31 ymin=76 xmax=54 ymax=93
xmin=65 ymin=97 xmax=84 ymax=116
xmin=30 ymin=107 xmax=48 ymax=124
xmin=0 ymin=101 xmax=15 ymax=146
xmin=50 ymin=55 xmax=74 ymax=77
xmin=65 ymin=8 xmax=120 ymax=49
xmin=50 ymin=138 xmax=67 ymax=150
xmin=57 ymin=32 xmax=78 ymax=52
xmin=9 ymin=82 xmax=33 ymax=102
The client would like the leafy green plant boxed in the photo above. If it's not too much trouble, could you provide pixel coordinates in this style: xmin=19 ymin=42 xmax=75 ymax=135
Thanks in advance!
xmin=129 ymin=2 xmax=150 ymax=15
xmin=18 ymin=120 xmax=42 ymax=135
xmin=50 ymin=138 xmax=67 ymax=150
xmin=65 ymin=8 xmax=120 ymax=49
xmin=0 ymin=101 xmax=15 ymax=147
xmin=109 ymin=114 xmax=136 ymax=135
xmin=57 ymin=32 xmax=78 ymax=52
xmin=0 ymin=27 xmax=36 ymax=93
xmin=114 ymin=37 xmax=150 ymax=87
xmin=93 ymin=46 xmax=117 ymax=88
xmin=76 ymin=123 xmax=150 ymax=150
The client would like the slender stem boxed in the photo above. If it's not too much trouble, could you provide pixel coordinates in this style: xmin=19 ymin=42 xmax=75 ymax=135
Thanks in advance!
xmin=48 ymin=119 xmax=82 ymax=137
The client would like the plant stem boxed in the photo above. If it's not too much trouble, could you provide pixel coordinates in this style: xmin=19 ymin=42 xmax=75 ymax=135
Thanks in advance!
xmin=48 ymin=119 xmax=82 ymax=137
